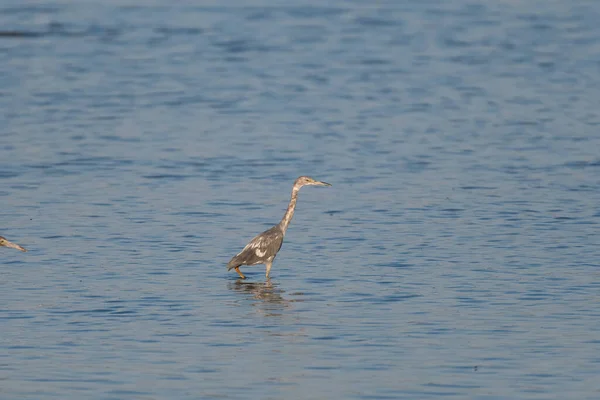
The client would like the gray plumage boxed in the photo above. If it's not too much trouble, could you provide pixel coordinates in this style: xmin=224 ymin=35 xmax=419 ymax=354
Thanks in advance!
xmin=227 ymin=176 xmax=331 ymax=279
xmin=227 ymin=225 xmax=283 ymax=271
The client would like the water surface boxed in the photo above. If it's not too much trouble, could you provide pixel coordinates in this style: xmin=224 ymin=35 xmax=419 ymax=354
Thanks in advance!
xmin=2 ymin=1 xmax=600 ymax=399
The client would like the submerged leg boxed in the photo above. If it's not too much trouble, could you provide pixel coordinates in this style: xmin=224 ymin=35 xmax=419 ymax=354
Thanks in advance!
xmin=265 ymin=260 xmax=273 ymax=279
xmin=234 ymin=267 xmax=246 ymax=279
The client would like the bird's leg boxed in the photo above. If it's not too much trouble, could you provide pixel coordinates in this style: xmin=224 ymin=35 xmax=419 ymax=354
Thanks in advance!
xmin=265 ymin=260 xmax=273 ymax=279
xmin=234 ymin=267 xmax=246 ymax=279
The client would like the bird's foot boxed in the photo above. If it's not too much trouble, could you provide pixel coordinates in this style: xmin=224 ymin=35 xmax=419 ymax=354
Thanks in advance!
xmin=235 ymin=267 xmax=246 ymax=279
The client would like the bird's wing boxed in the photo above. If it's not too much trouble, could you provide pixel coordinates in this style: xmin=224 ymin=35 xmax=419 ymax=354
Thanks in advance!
xmin=227 ymin=226 xmax=284 ymax=269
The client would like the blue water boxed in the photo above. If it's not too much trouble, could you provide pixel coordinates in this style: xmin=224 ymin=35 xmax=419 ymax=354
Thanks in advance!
xmin=2 ymin=1 xmax=600 ymax=399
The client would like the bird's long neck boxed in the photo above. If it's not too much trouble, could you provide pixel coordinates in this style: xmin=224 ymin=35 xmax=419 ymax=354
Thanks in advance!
xmin=279 ymin=185 xmax=300 ymax=234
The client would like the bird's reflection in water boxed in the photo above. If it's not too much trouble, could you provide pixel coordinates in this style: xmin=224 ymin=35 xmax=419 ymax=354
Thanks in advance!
xmin=227 ymin=279 xmax=304 ymax=317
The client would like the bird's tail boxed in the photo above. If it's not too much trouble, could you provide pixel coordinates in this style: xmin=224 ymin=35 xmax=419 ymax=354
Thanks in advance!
xmin=227 ymin=258 xmax=240 ymax=271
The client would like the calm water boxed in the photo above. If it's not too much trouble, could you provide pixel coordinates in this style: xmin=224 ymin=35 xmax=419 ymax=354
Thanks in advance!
xmin=2 ymin=1 xmax=600 ymax=399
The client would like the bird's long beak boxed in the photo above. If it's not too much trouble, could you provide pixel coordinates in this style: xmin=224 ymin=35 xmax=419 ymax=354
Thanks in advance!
xmin=4 ymin=240 xmax=27 ymax=252
xmin=315 ymin=180 xmax=331 ymax=186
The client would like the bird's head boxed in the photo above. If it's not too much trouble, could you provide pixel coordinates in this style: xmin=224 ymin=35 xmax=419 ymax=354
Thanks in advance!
xmin=294 ymin=176 xmax=332 ymax=189
xmin=0 ymin=236 xmax=27 ymax=252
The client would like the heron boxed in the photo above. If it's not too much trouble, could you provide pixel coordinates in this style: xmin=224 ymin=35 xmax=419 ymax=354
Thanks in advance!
xmin=227 ymin=176 xmax=331 ymax=279
xmin=0 ymin=236 xmax=27 ymax=252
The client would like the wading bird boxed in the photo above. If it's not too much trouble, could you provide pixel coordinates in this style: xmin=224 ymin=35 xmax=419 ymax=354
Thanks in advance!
xmin=227 ymin=176 xmax=331 ymax=279
xmin=0 ymin=236 xmax=26 ymax=252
